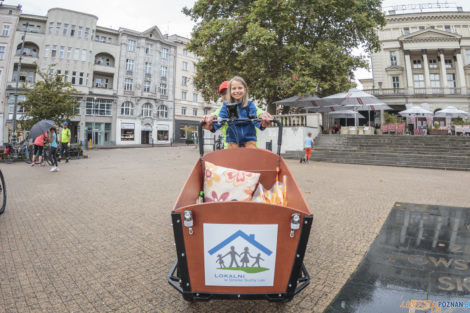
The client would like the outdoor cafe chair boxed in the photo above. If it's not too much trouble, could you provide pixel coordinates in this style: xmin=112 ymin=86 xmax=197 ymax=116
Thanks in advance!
xmin=389 ymin=123 xmax=397 ymax=134
xmin=464 ymin=125 xmax=470 ymax=136
xmin=381 ymin=124 xmax=388 ymax=134
xmin=397 ymin=123 xmax=405 ymax=135
xmin=455 ymin=125 xmax=464 ymax=136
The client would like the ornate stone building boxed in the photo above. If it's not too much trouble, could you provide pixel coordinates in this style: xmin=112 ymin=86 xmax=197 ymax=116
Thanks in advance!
xmin=361 ymin=7 xmax=470 ymax=118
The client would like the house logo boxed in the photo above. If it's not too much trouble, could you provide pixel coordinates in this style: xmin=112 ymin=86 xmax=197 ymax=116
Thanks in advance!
xmin=203 ymin=224 xmax=278 ymax=287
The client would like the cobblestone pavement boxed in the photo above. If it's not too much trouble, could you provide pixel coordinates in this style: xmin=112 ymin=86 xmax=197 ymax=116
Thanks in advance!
xmin=1 ymin=147 xmax=470 ymax=313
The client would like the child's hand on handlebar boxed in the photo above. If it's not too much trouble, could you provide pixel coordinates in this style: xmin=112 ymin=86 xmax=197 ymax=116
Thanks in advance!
xmin=259 ymin=112 xmax=273 ymax=127
xmin=202 ymin=115 xmax=215 ymax=130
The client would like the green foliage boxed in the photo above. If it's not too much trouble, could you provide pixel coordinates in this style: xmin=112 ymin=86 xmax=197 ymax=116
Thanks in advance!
xmin=183 ymin=0 xmax=385 ymax=113
xmin=453 ymin=117 xmax=467 ymax=125
xmin=19 ymin=65 xmax=79 ymax=130
xmin=384 ymin=112 xmax=402 ymax=124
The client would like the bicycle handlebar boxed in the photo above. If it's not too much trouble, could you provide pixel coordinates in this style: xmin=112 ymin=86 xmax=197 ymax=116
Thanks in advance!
xmin=198 ymin=118 xmax=283 ymax=156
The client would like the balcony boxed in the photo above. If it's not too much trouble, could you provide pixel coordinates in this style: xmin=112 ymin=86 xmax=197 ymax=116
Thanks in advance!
xmin=362 ymin=88 xmax=464 ymax=97
xmin=93 ymin=64 xmax=116 ymax=75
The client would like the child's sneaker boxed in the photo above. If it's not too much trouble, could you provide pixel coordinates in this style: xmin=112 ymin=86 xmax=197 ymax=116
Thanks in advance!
xmin=55 ymin=167 xmax=60 ymax=172
xmin=50 ymin=167 xmax=56 ymax=172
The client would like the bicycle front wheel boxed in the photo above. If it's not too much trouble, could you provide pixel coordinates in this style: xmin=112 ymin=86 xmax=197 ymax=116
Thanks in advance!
xmin=0 ymin=170 xmax=6 ymax=214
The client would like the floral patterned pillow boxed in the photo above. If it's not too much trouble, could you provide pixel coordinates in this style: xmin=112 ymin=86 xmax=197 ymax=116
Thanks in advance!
xmin=204 ymin=161 xmax=260 ymax=202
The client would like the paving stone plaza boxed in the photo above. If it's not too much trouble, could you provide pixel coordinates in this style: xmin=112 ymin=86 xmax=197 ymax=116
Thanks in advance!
xmin=1 ymin=147 xmax=470 ymax=313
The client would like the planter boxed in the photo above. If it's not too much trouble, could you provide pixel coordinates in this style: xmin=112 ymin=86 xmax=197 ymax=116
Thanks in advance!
xmin=428 ymin=129 xmax=448 ymax=136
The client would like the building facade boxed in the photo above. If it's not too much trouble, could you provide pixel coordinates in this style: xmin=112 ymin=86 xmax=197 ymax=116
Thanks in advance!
xmin=116 ymin=27 xmax=175 ymax=145
xmin=0 ymin=6 xmax=215 ymax=146
xmin=168 ymin=35 xmax=215 ymax=143
xmin=361 ymin=7 xmax=470 ymax=121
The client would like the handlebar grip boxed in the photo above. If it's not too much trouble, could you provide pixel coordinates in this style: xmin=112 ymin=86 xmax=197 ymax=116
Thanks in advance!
xmin=198 ymin=122 xmax=205 ymax=157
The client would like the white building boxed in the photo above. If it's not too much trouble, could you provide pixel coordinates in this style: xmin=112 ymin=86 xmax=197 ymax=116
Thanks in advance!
xmin=361 ymin=5 xmax=470 ymax=124
xmin=116 ymin=27 xmax=175 ymax=145
xmin=168 ymin=34 xmax=216 ymax=143
xmin=0 ymin=4 xmax=21 ymax=146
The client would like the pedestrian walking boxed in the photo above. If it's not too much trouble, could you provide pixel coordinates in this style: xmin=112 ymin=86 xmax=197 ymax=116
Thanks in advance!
xmin=31 ymin=132 xmax=48 ymax=166
xmin=49 ymin=127 xmax=59 ymax=172
xmin=59 ymin=122 xmax=71 ymax=163
xmin=303 ymin=132 xmax=314 ymax=163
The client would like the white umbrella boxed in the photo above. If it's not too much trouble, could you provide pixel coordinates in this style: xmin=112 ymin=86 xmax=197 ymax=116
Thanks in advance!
xmin=328 ymin=110 xmax=365 ymax=126
xmin=399 ymin=106 xmax=433 ymax=117
xmin=399 ymin=106 xmax=433 ymax=134
xmin=434 ymin=106 xmax=469 ymax=118
xmin=274 ymin=94 xmax=320 ymax=108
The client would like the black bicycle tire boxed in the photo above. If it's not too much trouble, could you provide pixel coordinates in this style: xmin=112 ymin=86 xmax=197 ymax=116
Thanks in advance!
xmin=45 ymin=149 xmax=53 ymax=166
xmin=0 ymin=170 xmax=6 ymax=214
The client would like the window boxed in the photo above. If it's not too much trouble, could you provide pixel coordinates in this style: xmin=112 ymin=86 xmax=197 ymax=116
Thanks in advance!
xmin=74 ymin=48 xmax=79 ymax=60
xmin=48 ymin=22 xmax=53 ymax=34
xmin=392 ymin=76 xmax=399 ymax=89
xmin=146 ymin=43 xmax=152 ymax=55
xmin=182 ymin=61 xmax=188 ymax=71
xmin=204 ymin=108 xmax=209 ymax=115
xmin=78 ymin=26 xmax=82 ymax=38
xmin=445 ymin=59 xmax=453 ymax=68
xmin=127 ymin=39 xmax=136 ymax=52
xmin=181 ymin=106 xmax=186 ymax=115
xmin=59 ymin=46 xmax=64 ymax=58
xmin=447 ymin=73 xmax=456 ymax=93
xmin=182 ymin=76 xmax=188 ymax=86
xmin=419 ymin=26 xmax=425 ymax=30
xmin=193 ymin=93 xmax=198 ymax=102
xmin=0 ymin=46 xmax=4 ymax=60
xmin=144 ymin=81 xmax=150 ymax=92
xmin=49 ymin=68 xmax=54 ymax=76
xmin=51 ymin=45 xmax=57 ymax=57
xmin=84 ymin=27 xmax=90 ymax=39
xmin=86 ymin=98 xmax=113 ymax=116
xmin=413 ymin=74 xmax=425 ymax=88
xmin=181 ymin=91 xmax=187 ymax=100
xmin=72 ymin=71 xmax=77 ymax=84
xmin=145 ymin=62 xmax=151 ymax=75
xmin=81 ymin=49 xmax=87 ymax=61
xmin=56 ymin=22 xmax=61 ymax=35
xmin=389 ymin=51 xmax=397 ymax=66
xmin=466 ymin=49 xmax=470 ymax=65
xmin=2 ymin=24 xmax=10 ymax=36
xmin=64 ymin=71 xmax=69 ymax=82
xmin=142 ymin=103 xmax=152 ymax=117
xmin=193 ymin=63 xmax=197 ymax=73
xmin=121 ymin=101 xmax=134 ymax=115
xmin=160 ymin=83 xmax=167 ymax=96
xmin=70 ymin=25 xmax=76 ymax=36
xmin=126 ymin=59 xmax=134 ymax=72
xmin=445 ymin=25 xmax=451 ymax=32
xmin=95 ymin=35 xmax=100 ymax=42
xmin=100 ymin=36 xmax=106 ymax=43
xmin=403 ymin=27 xmax=410 ymax=35
xmin=430 ymin=73 xmax=440 ymax=88
xmin=161 ymin=47 xmax=168 ymax=59
xmin=63 ymin=24 xmax=68 ymax=35
xmin=193 ymin=108 xmax=198 ymax=116
xmin=107 ymin=37 xmax=112 ymax=43
xmin=124 ymin=78 xmax=133 ymax=91
xmin=95 ymin=78 xmax=102 ymax=88
xmin=157 ymin=105 xmax=168 ymax=118
xmin=183 ymin=49 xmax=188 ymax=56
xmin=79 ymin=72 xmax=84 ymax=85
xmin=429 ymin=59 xmax=437 ymax=69
xmin=67 ymin=47 xmax=72 ymax=59
xmin=160 ymin=66 xmax=167 ymax=79
xmin=412 ymin=59 xmax=422 ymax=69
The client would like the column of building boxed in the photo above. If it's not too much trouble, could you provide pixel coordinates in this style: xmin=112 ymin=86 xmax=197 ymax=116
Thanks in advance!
xmin=455 ymin=48 xmax=467 ymax=95
xmin=438 ymin=49 xmax=448 ymax=94
xmin=422 ymin=49 xmax=431 ymax=94
xmin=404 ymin=50 xmax=414 ymax=94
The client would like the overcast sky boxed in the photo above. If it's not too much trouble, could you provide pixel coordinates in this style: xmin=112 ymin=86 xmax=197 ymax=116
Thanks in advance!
xmin=6 ymin=0 xmax=470 ymax=87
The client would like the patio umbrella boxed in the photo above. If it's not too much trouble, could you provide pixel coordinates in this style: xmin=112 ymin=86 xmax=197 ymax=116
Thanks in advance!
xmin=434 ymin=106 xmax=469 ymax=118
xmin=328 ymin=110 xmax=365 ymax=126
xmin=399 ymin=106 xmax=432 ymax=133
xmin=30 ymin=120 xmax=55 ymax=141
xmin=310 ymin=88 xmax=391 ymax=125
xmin=274 ymin=94 xmax=320 ymax=108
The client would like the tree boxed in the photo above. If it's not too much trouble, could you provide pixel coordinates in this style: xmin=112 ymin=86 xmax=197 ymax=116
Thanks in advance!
xmin=20 ymin=66 xmax=79 ymax=129
xmin=183 ymin=0 xmax=385 ymax=113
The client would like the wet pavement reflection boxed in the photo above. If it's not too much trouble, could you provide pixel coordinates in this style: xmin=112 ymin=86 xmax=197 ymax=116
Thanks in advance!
xmin=324 ymin=202 xmax=470 ymax=313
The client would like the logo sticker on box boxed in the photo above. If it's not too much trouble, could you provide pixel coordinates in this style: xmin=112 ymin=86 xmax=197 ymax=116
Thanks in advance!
xmin=203 ymin=223 xmax=278 ymax=286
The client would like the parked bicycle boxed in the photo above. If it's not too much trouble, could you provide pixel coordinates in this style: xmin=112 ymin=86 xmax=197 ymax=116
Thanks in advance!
xmin=3 ymin=140 xmax=31 ymax=164
xmin=0 ymin=169 xmax=6 ymax=214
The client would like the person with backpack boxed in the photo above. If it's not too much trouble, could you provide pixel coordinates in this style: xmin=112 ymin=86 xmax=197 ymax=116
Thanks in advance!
xmin=59 ymin=122 xmax=71 ymax=163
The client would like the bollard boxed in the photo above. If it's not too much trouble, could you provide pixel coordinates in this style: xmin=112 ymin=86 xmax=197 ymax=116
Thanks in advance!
xmin=88 ymin=139 xmax=92 ymax=149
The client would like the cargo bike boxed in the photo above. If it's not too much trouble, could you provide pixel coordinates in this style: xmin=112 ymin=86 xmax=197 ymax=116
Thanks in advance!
xmin=168 ymin=117 xmax=313 ymax=302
